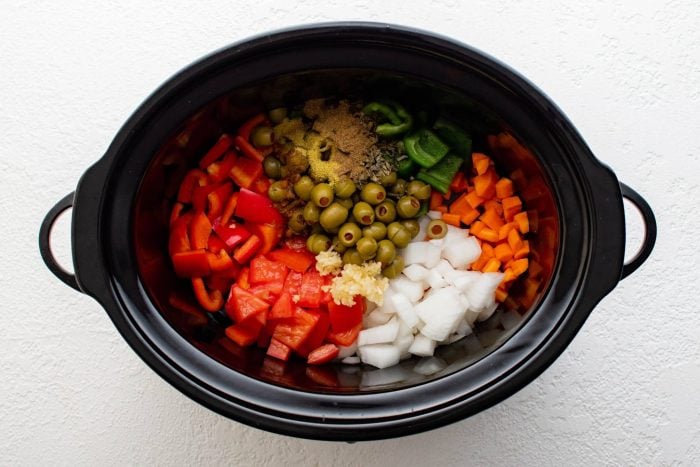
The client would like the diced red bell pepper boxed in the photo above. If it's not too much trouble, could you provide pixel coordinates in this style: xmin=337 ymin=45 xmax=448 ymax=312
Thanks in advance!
xmin=233 ymin=234 xmax=262 ymax=264
xmin=297 ymin=270 xmax=323 ymax=308
xmin=283 ymin=271 xmax=303 ymax=297
xmin=271 ymin=307 xmax=321 ymax=351
xmin=225 ymin=285 xmax=270 ymax=323
xmin=328 ymin=296 xmax=365 ymax=333
xmin=326 ymin=323 xmax=362 ymax=347
xmin=249 ymin=256 xmax=288 ymax=285
xmin=237 ymin=113 xmax=267 ymax=141
xmin=207 ymin=249 xmax=234 ymax=272
xmin=206 ymin=152 xmax=237 ymax=183
xmin=307 ymin=343 xmax=339 ymax=365
xmin=234 ymin=135 xmax=265 ymax=162
xmin=237 ymin=267 xmax=250 ymax=289
xmin=251 ymin=176 xmax=271 ymax=195
xmin=235 ymin=188 xmax=283 ymax=225
xmin=177 ymin=168 xmax=208 ymax=203
xmin=219 ymin=191 xmax=239 ymax=225
xmin=248 ymin=284 xmax=277 ymax=303
xmin=206 ymin=271 xmax=235 ymax=294
xmin=229 ymin=157 xmax=262 ymax=189
xmin=269 ymin=292 xmax=294 ymax=320
xmin=168 ymin=222 xmax=190 ymax=256
xmin=207 ymin=234 xmax=227 ymax=254
xmin=268 ymin=247 xmax=315 ymax=273
xmin=189 ymin=212 xmax=212 ymax=250
xmin=266 ymin=338 xmax=292 ymax=361
xmin=224 ymin=321 xmax=261 ymax=347
xmin=172 ymin=250 xmax=210 ymax=277
xmin=169 ymin=202 xmax=186 ymax=226
xmin=247 ymin=223 xmax=283 ymax=255
xmin=213 ymin=218 xmax=251 ymax=251
xmin=191 ymin=277 xmax=223 ymax=312
xmin=283 ymin=236 xmax=309 ymax=251
xmin=198 ymin=134 xmax=234 ymax=169
xmin=320 ymin=274 xmax=333 ymax=305
xmin=192 ymin=183 xmax=220 ymax=213
xmin=297 ymin=311 xmax=329 ymax=357
xmin=206 ymin=183 xmax=233 ymax=221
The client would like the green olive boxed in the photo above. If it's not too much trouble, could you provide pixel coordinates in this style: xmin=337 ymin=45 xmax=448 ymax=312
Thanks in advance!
xmin=375 ymin=239 xmax=396 ymax=266
xmin=427 ymin=219 xmax=448 ymax=239
xmin=401 ymin=219 xmax=420 ymax=239
xmin=336 ymin=197 xmax=354 ymax=210
xmin=396 ymin=196 xmax=421 ymax=218
xmin=268 ymin=180 xmax=288 ymax=202
xmin=334 ymin=179 xmax=356 ymax=199
xmin=360 ymin=182 xmax=387 ymax=205
xmin=263 ymin=156 xmax=282 ymax=179
xmin=375 ymin=200 xmax=397 ymax=223
xmin=390 ymin=179 xmax=408 ymax=196
xmin=338 ymin=222 xmax=362 ymax=247
xmin=319 ymin=202 xmax=349 ymax=231
xmin=379 ymin=171 xmax=398 ymax=186
xmin=268 ymin=107 xmax=288 ymax=124
xmin=288 ymin=209 xmax=306 ymax=233
xmin=356 ymin=236 xmax=378 ymax=260
xmin=293 ymin=176 xmax=314 ymax=201
xmin=332 ymin=238 xmax=347 ymax=254
xmin=406 ymin=180 xmax=432 ymax=200
xmin=306 ymin=234 xmax=330 ymax=254
xmin=342 ymin=248 xmax=363 ymax=265
xmin=251 ymin=126 xmax=274 ymax=147
xmin=362 ymin=222 xmax=387 ymax=241
xmin=382 ymin=257 xmax=405 ymax=278
xmin=303 ymin=202 xmax=321 ymax=224
xmin=387 ymin=222 xmax=411 ymax=248
xmin=311 ymin=183 xmax=334 ymax=208
xmin=352 ymin=202 xmax=375 ymax=226
xmin=310 ymin=223 xmax=324 ymax=235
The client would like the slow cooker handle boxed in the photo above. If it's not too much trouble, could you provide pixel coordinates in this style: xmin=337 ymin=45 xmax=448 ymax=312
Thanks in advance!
xmin=39 ymin=192 xmax=81 ymax=292
xmin=620 ymin=183 xmax=656 ymax=279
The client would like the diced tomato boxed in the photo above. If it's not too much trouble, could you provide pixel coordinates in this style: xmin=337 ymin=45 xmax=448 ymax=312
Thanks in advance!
xmin=266 ymin=338 xmax=292 ymax=361
xmin=229 ymin=157 xmax=262 ymax=189
xmin=297 ymin=270 xmax=323 ymax=308
xmin=249 ymin=256 xmax=288 ymax=285
xmin=268 ymin=248 xmax=315 ymax=273
xmin=271 ymin=307 xmax=321 ymax=351
xmin=213 ymin=219 xmax=251 ymax=251
xmin=224 ymin=285 xmax=270 ymax=323
xmin=283 ymin=271 xmax=303 ymax=297
xmin=234 ymin=189 xmax=283 ymax=225
xmin=171 ymin=249 xmax=210 ymax=277
xmin=297 ymin=310 xmax=329 ymax=357
xmin=224 ymin=321 xmax=261 ymax=347
xmin=269 ymin=292 xmax=294 ymax=320
xmin=248 ymin=223 xmax=283 ymax=255
xmin=307 ymin=344 xmax=339 ymax=365
xmin=233 ymin=234 xmax=262 ymax=264
xmin=326 ymin=323 xmax=362 ymax=347
xmin=328 ymin=296 xmax=365 ymax=333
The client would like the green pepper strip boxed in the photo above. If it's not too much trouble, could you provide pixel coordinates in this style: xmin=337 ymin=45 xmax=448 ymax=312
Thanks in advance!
xmin=433 ymin=118 xmax=472 ymax=159
xmin=363 ymin=101 xmax=413 ymax=136
xmin=396 ymin=157 xmax=417 ymax=178
xmin=416 ymin=153 xmax=463 ymax=194
xmin=403 ymin=129 xmax=450 ymax=168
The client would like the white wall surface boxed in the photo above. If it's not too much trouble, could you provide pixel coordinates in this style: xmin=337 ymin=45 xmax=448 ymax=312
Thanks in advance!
xmin=2 ymin=1 xmax=698 ymax=465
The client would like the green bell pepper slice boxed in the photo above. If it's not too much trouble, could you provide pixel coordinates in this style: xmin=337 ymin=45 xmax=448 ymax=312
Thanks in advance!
xmin=363 ymin=101 xmax=413 ymax=136
xmin=403 ymin=129 xmax=450 ymax=168
xmin=433 ymin=118 xmax=472 ymax=159
xmin=415 ymin=153 xmax=463 ymax=194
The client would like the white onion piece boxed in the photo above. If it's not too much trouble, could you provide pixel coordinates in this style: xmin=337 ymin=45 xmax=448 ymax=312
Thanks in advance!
xmin=450 ymin=270 xmax=482 ymax=293
xmin=337 ymin=342 xmax=358 ymax=359
xmin=415 ymin=215 xmax=431 ymax=242
xmin=363 ymin=308 xmax=394 ymax=328
xmin=402 ymin=242 xmax=441 ymax=269
xmin=394 ymin=332 xmax=414 ymax=355
xmin=429 ymin=238 xmax=445 ymax=249
xmin=435 ymin=259 xmax=455 ymax=278
xmin=427 ymin=269 xmax=448 ymax=290
xmin=415 ymin=287 xmax=465 ymax=341
xmin=391 ymin=276 xmax=425 ymax=304
xmin=444 ymin=224 xmax=469 ymax=243
xmin=413 ymin=357 xmax=447 ymax=376
xmin=403 ymin=263 xmax=430 ymax=283
xmin=358 ymin=344 xmax=401 ymax=369
xmin=466 ymin=272 xmax=503 ymax=311
xmin=358 ymin=317 xmax=399 ymax=346
xmin=390 ymin=292 xmax=420 ymax=329
xmin=342 ymin=356 xmax=361 ymax=364
xmin=477 ymin=301 xmax=499 ymax=322
xmin=442 ymin=236 xmax=481 ymax=269
xmin=427 ymin=210 xmax=442 ymax=220
xmin=409 ymin=334 xmax=437 ymax=357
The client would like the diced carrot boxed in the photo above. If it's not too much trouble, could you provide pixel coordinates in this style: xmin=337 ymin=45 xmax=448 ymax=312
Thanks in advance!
xmin=465 ymin=191 xmax=485 ymax=209
xmin=481 ymin=243 xmax=495 ymax=259
xmin=495 ymin=287 xmax=508 ymax=303
xmin=511 ymin=258 xmax=529 ymax=277
xmin=450 ymin=171 xmax=469 ymax=192
xmin=507 ymin=227 xmax=523 ymax=252
xmin=495 ymin=178 xmax=514 ymax=199
xmin=469 ymin=220 xmax=486 ymax=236
xmin=472 ymin=153 xmax=491 ymax=176
xmin=502 ymin=268 xmax=517 ymax=283
xmin=449 ymin=193 xmax=471 ymax=215
xmin=473 ymin=169 xmax=497 ymax=198
xmin=502 ymin=196 xmax=522 ymax=221
xmin=460 ymin=208 xmax=480 ymax=225
xmin=430 ymin=191 xmax=443 ymax=210
xmin=493 ymin=243 xmax=513 ymax=263
xmin=474 ymin=227 xmax=498 ymax=243
xmin=482 ymin=258 xmax=501 ymax=273
xmin=498 ymin=222 xmax=517 ymax=241
xmin=442 ymin=212 xmax=461 ymax=227
xmin=480 ymin=208 xmax=505 ymax=231
xmin=434 ymin=205 xmax=448 ymax=213
xmin=514 ymin=211 xmax=529 ymax=234
xmin=484 ymin=199 xmax=503 ymax=217
xmin=514 ymin=240 xmax=530 ymax=260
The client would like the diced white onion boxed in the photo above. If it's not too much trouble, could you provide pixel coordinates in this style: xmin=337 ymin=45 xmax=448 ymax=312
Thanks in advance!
xmin=358 ymin=344 xmax=401 ymax=369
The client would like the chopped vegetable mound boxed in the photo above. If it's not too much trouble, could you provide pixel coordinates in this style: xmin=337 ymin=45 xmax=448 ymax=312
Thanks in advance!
xmin=327 ymin=262 xmax=389 ymax=306
xmin=315 ymin=250 xmax=343 ymax=276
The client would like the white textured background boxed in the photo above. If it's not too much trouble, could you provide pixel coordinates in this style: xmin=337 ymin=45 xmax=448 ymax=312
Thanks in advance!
xmin=2 ymin=1 xmax=698 ymax=465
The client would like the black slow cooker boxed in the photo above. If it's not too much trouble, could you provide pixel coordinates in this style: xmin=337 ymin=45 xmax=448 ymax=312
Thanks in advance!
xmin=39 ymin=23 xmax=656 ymax=441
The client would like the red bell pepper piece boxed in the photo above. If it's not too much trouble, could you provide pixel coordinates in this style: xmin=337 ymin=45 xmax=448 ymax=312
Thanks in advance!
xmin=206 ymin=152 xmax=238 ymax=183
xmin=271 ymin=307 xmax=321 ymax=351
xmin=172 ymin=250 xmax=210 ymax=277
xmin=225 ymin=285 xmax=270 ymax=323
xmin=326 ymin=323 xmax=362 ymax=347
xmin=269 ymin=292 xmax=294 ymax=320
xmin=248 ymin=284 xmax=277 ymax=303
xmin=191 ymin=277 xmax=223 ymax=312
xmin=268 ymin=248 xmax=315 ymax=273
xmin=237 ymin=113 xmax=267 ymax=141
xmin=198 ymin=134 xmax=234 ymax=169
xmin=297 ymin=311 xmax=329 ymax=357
xmin=247 ymin=223 xmax=283 ymax=255
xmin=251 ymin=176 xmax=271 ymax=195
xmin=189 ymin=212 xmax=212 ymax=250
xmin=213 ymin=218 xmax=251 ymax=251
xmin=320 ymin=274 xmax=333 ymax=305
xmin=168 ymin=222 xmax=190 ymax=256
xmin=234 ymin=188 xmax=283 ymax=225
xmin=328 ymin=296 xmax=365 ymax=333
xmin=283 ymin=236 xmax=309 ymax=252
xmin=207 ymin=249 xmax=234 ymax=272
xmin=229 ymin=157 xmax=263 ymax=189
xmin=307 ymin=343 xmax=339 ymax=365
xmin=237 ymin=267 xmax=250 ymax=289
xmin=266 ymin=338 xmax=292 ymax=361
xmin=219 ymin=192 xmax=239 ymax=225
xmin=207 ymin=234 xmax=227 ymax=254
xmin=297 ymin=270 xmax=323 ymax=308
xmin=206 ymin=272 xmax=235 ymax=294
xmin=169 ymin=202 xmax=186 ymax=226
xmin=283 ymin=271 xmax=303 ymax=297
xmin=224 ymin=321 xmax=261 ymax=347
xmin=234 ymin=135 xmax=265 ymax=162
xmin=233 ymin=234 xmax=262 ymax=264
xmin=177 ymin=168 xmax=208 ymax=203
xmin=249 ymin=256 xmax=288 ymax=285
xmin=206 ymin=182 xmax=233 ymax=220
xmin=192 ymin=183 xmax=220 ymax=213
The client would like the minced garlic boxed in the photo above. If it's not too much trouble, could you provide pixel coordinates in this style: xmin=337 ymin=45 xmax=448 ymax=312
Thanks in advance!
xmin=326 ymin=262 xmax=389 ymax=306
xmin=315 ymin=250 xmax=343 ymax=276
